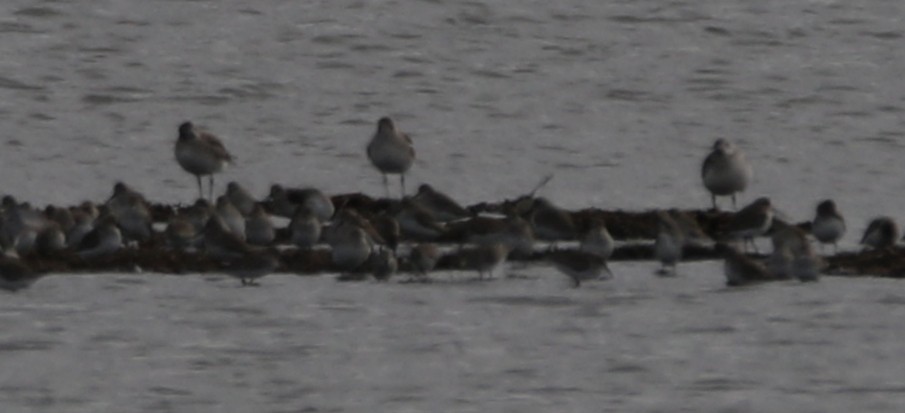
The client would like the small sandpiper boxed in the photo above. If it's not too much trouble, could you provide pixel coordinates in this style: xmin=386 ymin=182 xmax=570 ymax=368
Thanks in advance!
xmin=290 ymin=206 xmax=322 ymax=250
xmin=860 ymin=217 xmax=899 ymax=250
xmin=35 ymin=222 xmax=67 ymax=256
xmin=768 ymin=219 xmax=811 ymax=279
xmin=215 ymin=195 xmax=246 ymax=242
xmin=106 ymin=182 xmax=153 ymax=244
xmin=223 ymin=248 xmax=281 ymax=286
xmin=701 ymin=138 xmax=752 ymax=210
xmin=668 ymin=209 xmax=711 ymax=247
xmin=267 ymin=184 xmax=335 ymax=221
xmin=654 ymin=211 xmax=684 ymax=276
xmin=165 ymin=213 xmax=198 ymax=251
xmin=77 ymin=215 xmax=123 ymax=259
xmin=369 ymin=247 xmax=398 ymax=281
xmin=547 ymin=249 xmax=613 ymax=288
xmin=724 ymin=197 xmax=773 ymax=253
xmin=244 ymin=204 xmax=275 ymax=247
xmin=408 ymin=243 xmax=440 ymax=281
xmin=460 ymin=242 xmax=511 ymax=280
xmin=226 ymin=181 xmax=258 ymax=217
xmin=66 ymin=211 xmax=94 ymax=250
xmin=811 ymin=200 xmax=845 ymax=253
xmin=461 ymin=216 xmax=535 ymax=259
xmin=412 ymin=184 xmax=472 ymax=222
xmin=579 ymin=216 xmax=614 ymax=259
xmin=394 ymin=198 xmax=447 ymax=241
xmin=716 ymin=243 xmax=775 ymax=287
xmin=329 ymin=225 xmax=374 ymax=272
xmin=202 ymin=217 xmax=253 ymax=262
xmin=0 ymin=255 xmax=44 ymax=292
xmin=529 ymin=197 xmax=577 ymax=247
xmin=174 ymin=121 xmax=233 ymax=200
xmin=367 ymin=117 xmax=415 ymax=198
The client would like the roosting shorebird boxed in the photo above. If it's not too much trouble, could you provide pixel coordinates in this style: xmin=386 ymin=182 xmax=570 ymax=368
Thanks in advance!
xmin=367 ymin=117 xmax=415 ymax=198
xmin=175 ymin=121 xmax=233 ymax=201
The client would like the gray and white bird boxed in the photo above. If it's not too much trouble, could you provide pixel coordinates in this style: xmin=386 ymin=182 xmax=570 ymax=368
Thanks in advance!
xmin=77 ymin=216 xmax=123 ymax=259
xmin=175 ymin=121 xmax=233 ymax=200
xmin=244 ymin=204 xmax=275 ymax=247
xmin=0 ymin=256 xmax=44 ymax=292
xmin=654 ymin=211 xmax=684 ymax=276
xmin=860 ymin=217 xmax=899 ymax=250
xmin=724 ymin=197 xmax=773 ymax=253
xmin=290 ymin=206 xmax=322 ymax=250
xmin=226 ymin=181 xmax=258 ymax=217
xmin=547 ymin=249 xmax=613 ymax=288
xmin=716 ymin=243 xmax=775 ymax=287
xmin=811 ymin=200 xmax=845 ymax=253
xmin=701 ymin=138 xmax=752 ymax=210
xmin=367 ymin=117 xmax=415 ymax=197
xmin=409 ymin=243 xmax=441 ymax=280
xmin=412 ymin=184 xmax=471 ymax=222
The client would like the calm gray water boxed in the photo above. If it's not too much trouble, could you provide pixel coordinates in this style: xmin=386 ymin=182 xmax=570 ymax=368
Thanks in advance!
xmin=2 ymin=0 xmax=905 ymax=411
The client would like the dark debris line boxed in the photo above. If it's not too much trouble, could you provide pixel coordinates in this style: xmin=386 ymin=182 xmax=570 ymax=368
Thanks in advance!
xmin=25 ymin=194 xmax=905 ymax=278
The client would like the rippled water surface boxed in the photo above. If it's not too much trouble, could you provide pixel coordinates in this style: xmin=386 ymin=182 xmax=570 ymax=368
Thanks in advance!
xmin=2 ymin=0 xmax=905 ymax=410
xmin=4 ymin=263 xmax=905 ymax=412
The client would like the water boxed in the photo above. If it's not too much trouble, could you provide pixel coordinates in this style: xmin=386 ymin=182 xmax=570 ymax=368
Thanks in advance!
xmin=3 ymin=264 xmax=905 ymax=412
xmin=1 ymin=0 xmax=904 ymax=410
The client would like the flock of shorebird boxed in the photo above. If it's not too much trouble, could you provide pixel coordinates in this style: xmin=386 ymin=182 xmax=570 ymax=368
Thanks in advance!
xmin=0 ymin=117 xmax=892 ymax=291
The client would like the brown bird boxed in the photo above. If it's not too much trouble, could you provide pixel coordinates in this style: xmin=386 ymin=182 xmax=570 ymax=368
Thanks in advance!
xmin=174 ymin=121 xmax=233 ymax=200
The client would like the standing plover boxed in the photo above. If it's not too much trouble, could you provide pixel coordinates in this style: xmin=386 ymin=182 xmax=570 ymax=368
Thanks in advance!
xmin=367 ymin=117 xmax=415 ymax=198
xmin=175 ymin=121 xmax=232 ymax=200
xmin=701 ymin=138 xmax=752 ymax=210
